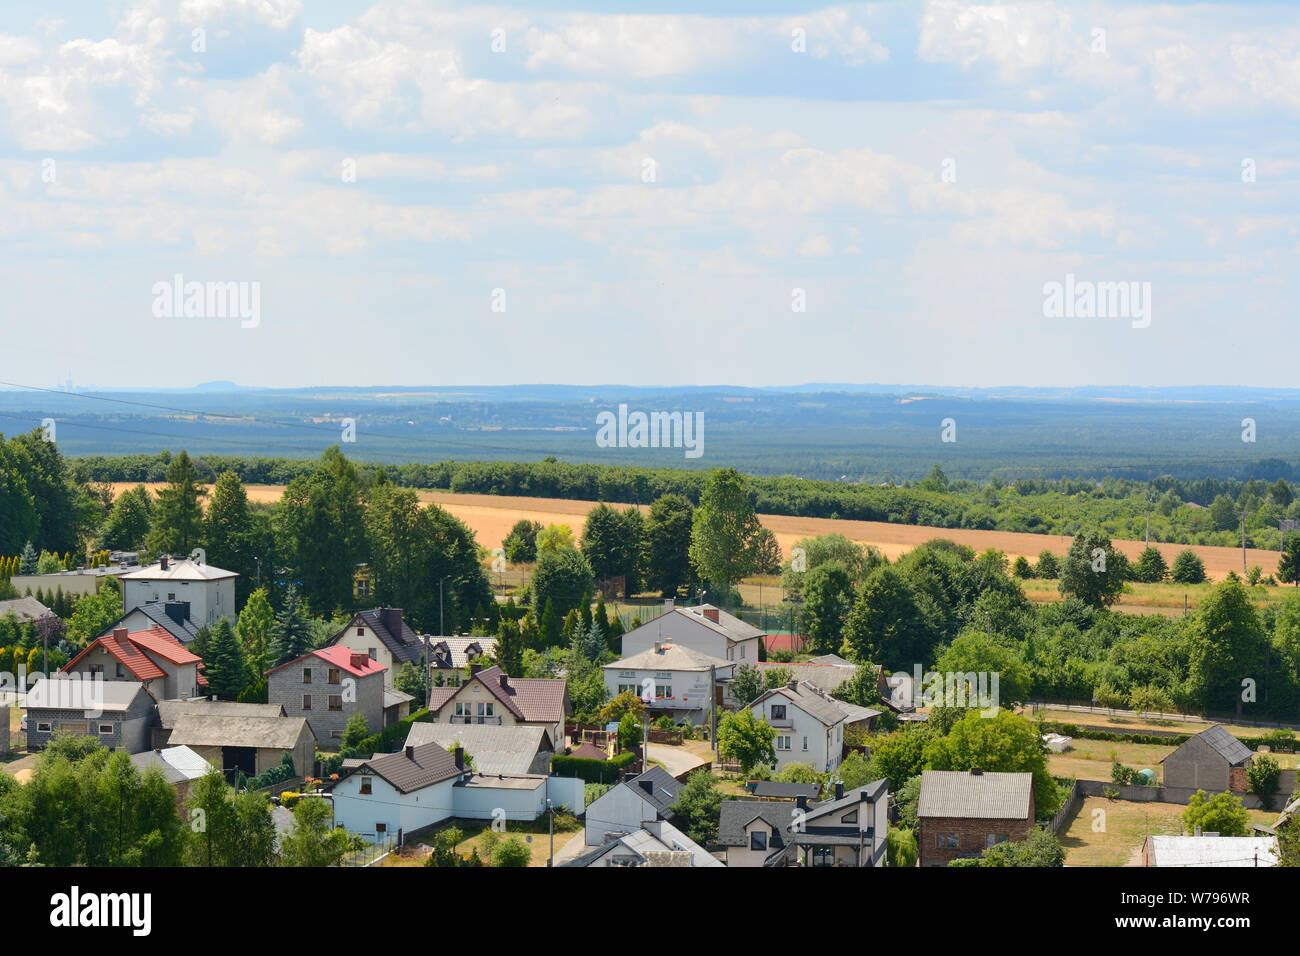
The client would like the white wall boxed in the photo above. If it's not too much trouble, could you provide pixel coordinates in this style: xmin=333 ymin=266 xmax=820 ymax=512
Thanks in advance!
xmin=584 ymin=785 xmax=658 ymax=845
xmin=751 ymin=696 xmax=842 ymax=772
xmin=123 ymin=577 xmax=234 ymax=626
xmin=604 ymin=666 xmax=715 ymax=723
xmin=621 ymin=615 xmax=728 ymax=660
xmin=332 ymin=773 xmax=456 ymax=841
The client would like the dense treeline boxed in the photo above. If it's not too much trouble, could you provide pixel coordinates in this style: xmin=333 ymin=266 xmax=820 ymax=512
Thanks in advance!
xmin=67 ymin=452 xmax=1300 ymax=550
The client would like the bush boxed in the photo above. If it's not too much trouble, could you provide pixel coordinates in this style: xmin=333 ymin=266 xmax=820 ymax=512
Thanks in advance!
xmin=243 ymin=751 xmax=295 ymax=791
xmin=551 ymin=750 xmax=637 ymax=784
xmin=352 ymin=708 xmax=430 ymax=756
xmin=489 ymin=835 xmax=532 ymax=868
xmin=887 ymin=827 xmax=918 ymax=867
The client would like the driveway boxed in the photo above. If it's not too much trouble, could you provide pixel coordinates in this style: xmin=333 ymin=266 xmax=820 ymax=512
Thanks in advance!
xmin=646 ymin=743 xmax=710 ymax=780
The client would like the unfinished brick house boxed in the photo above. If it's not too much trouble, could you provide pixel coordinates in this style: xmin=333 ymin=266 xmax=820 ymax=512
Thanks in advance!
xmin=916 ymin=769 xmax=1035 ymax=867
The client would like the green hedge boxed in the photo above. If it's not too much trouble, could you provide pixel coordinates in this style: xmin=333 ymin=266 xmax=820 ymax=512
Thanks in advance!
xmin=353 ymin=708 xmax=430 ymax=756
xmin=1045 ymin=720 xmax=1299 ymax=752
xmin=552 ymin=751 xmax=637 ymax=784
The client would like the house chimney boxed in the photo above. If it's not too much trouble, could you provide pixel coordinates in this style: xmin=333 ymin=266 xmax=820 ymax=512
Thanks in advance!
xmin=380 ymin=607 xmax=403 ymax=637
xmin=159 ymin=556 xmax=169 ymax=571
xmin=1194 ymin=825 xmax=1202 ymax=837
xmin=835 ymin=782 xmax=844 ymax=800
xmin=796 ymin=795 xmax=807 ymax=811
xmin=653 ymin=641 xmax=662 ymax=653
xmin=454 ymin=746 xmax=464 ymax=771
xmin=787 ymin=679 xmax=798 ymax=691
xmin=350 ymin=653 xmax=369 ymax=671
xmin=469 ymin=663 xmax=482 ymax=677
xmin=702 ymin=607 xmax=719 ymax=623
xmin=113 ymin=627 xmax=128 ymax=642
xmin=164 ymin=601 xmax=190 ymax=625
xmin=405 ymin=746 xmax=414 ymax=760
xmin=970 ymin=767 xmax=983 ymax=775
xmin=499 ymin=674 xmax=508 ymax=688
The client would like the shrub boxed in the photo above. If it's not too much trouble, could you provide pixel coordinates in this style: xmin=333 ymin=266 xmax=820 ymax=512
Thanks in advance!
xmin=352 ymin=708 xmax=430 ymax=756
xmin=551 ymin=750 xmax=637 ymax=784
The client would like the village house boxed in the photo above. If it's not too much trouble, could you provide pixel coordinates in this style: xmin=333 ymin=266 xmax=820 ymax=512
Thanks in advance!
xmin=24 ymin=678 xmax=157 ymax=753
xmin=0 ymin=596 xmax=52 ymax=624
xmin=746 ymin=679 xmax=879 ymax=772
xmin=917 ymin=769 xmax=1036 ymax=867
xmin=620 ymin=603 xmax=764 ymax=663
xmin=426 ymin=664 xmax=568 ymax=750
xmin=119 ymin=556 xmax=237 ymax=627
xmin=99 ymin=601 xmax=201 ymax=647
xmin=164 ymin=712 xmax=315 ymax=779
xmin=719 ymin=780 xmax=890 ymax=867
xmin=266 ymin=646 xmax=389 ymax=744
xmin=562 ymin=820 xmax=722 ymax=867
xmin=402 ymin=723 xmax=554 ymax=776
xmin=152 ymin=700 xmax=285 ymax=749
xmin=603 ymin=641 xmax=735 ymax=725
xmin=131 ymin=745 xmax=213 ymax=807
xmin=62 ymin=626 xmax=204 ymax=701
xmin=1139 ymin=834 xmax=1277 ymax=867
xmin=584 ymin=766 xmax=683 ymax=846
xmin=325 ymin=608 xmax=423 ymax=690
xmin=1161 ymin=725 xmax=1254 ymax=793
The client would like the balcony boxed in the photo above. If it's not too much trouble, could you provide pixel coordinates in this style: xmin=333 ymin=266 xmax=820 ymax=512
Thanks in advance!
xmin=450 ymin=715 xmax=502 ymax=725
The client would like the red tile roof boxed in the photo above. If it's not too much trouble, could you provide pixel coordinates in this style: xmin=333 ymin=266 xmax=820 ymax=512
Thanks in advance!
xmin=65 ymin=626 xmax=207 ymax=686
xmin=266 ymin=644 xmax=387 ymax=679
xmin=128 ymin=627 xmax=202 ymax=666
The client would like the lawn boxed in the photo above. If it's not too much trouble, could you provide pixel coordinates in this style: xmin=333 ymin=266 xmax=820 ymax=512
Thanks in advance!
xmin=1057 ymin=796 xmax=1278 ymax=867
xmin=380 ymin=814 xmax=583 ymax=868
xmin=1025 ymin=705 xmax=1300 ymax=742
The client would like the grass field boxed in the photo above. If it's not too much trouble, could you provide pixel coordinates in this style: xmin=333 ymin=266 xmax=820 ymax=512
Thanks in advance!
xmin=1026 ymin=707 xmax=1299 ymax=742
xmin=1046 ymin=738 xmax=1300 ymax=784
xmin=378 ymin=816 xmax=584 ymax=868
xmin=1057 ymin=797 xmax=1278 ymax=867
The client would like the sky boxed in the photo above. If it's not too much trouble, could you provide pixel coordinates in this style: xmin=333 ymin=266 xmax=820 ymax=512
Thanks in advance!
xmin=0 ymin=0 xmax=1297 ymax=390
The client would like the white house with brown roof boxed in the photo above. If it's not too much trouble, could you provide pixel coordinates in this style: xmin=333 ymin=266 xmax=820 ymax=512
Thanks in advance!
xmin=119 ymin=556 xmax=236 ymax=627
xmin=326 ymin=608 xmax=424 ymax=689
xmin=620 ymin=604 xmax=763 ymax=664
xmin=426 ymin=664 xmax=569 ymax=749
xmin=747 ymin=680 xmax=878 ymax=773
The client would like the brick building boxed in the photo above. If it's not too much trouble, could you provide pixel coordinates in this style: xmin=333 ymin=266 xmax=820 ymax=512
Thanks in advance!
xmin=916 ymin=769 xmax=1035 ymax=867
xmin=266 ymin=646 xmax=387 ymax=745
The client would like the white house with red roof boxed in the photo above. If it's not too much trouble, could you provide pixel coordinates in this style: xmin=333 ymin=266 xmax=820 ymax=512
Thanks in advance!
xmin=62 ymin=625 xmax=205 ymax=701
xmin=266 ymin=646 xmax=402 ymax=744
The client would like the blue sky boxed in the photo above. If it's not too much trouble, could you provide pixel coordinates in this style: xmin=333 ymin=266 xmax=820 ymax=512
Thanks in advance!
xmin=0 ymin=0 xmax=1297 ymax=389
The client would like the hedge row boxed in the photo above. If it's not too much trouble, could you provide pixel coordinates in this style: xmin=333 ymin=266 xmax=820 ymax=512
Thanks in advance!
xmin=552 ymin=751 xmax=637 ymax=784
xmin=354 ymin=708 xmax=431 ymax=756
xmin=1045 ymin=720 xmax=1298 ymax=752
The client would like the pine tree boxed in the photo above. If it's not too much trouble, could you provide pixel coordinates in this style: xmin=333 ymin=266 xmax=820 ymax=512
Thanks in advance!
xmin=19 ymin=541 xmax=37 ymax=575
xmin=1280 ymin=536 xmax=1300 ymax=587
xmin=579 ymin=590 xmax=593 ymax=633
xmin=203 ymin=618 xmax=248 ymax=700
xmin=146 ymin=451 xmax=207 ymax=557
xmin=495 ymin=618 xmax=523 ymax=678
xmin=271 ymin=584 xmax=313 ymax=664
xmin=540 ymin=599 xmax=560 ymax=648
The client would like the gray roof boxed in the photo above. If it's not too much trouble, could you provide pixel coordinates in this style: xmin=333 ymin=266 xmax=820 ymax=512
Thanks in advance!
xmin=384 ymin=689 xmax=415 ymax=710
xmin=359 ymin=741 xmax=462 ymax=794
xmin=1194 ymin=726 xmax=1254 ymax=766
xmin=25 ymin=678 xmax=151 ymax=712
xmin=681 ymin=604 xmax=764 ymax=641
xmin=621 ymin=766 xmax=684 ymax=816
xmin=157 ymin=699 xmax=285 ymax=730
xmin=1146 ymin=836 xmax=1277 ymax=867
xmin=403 ymin=723 xmax=553 ymax=775
xmin=751 ymin=781 xmax=820 ymax=800
xmin=917 ymin=770 xmax=1033 ymax=820
xmin=562 ymin=820 xmax=722 ymax=867
xmin=169 ymin=713 xmax=313 ymax=751
xmin=120 ymin=558 xmax=237 ymax=581
xmin=752 ymin=681 xmax=848 ymax=728
xmin=755 ymin=661 xmax=858 ymax=694
xmin=0 ymin=596 xmax=52 ymax=622
xmin=802 ymin=780 xmax=888 ymax=825
xmin=106 ymin=602 xmax=201 ymax=645
xmin=718 ymin=800 xmax=795 ymax=848
xmin=606 ymin=642 xmax=731 ymax=673
xmin=131 ymin=745 xmax=213 ymax=784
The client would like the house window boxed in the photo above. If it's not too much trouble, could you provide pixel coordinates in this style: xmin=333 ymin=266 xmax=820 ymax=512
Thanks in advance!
xmin=328 ymin=668 xmax=341 ymax=684
xmin=939 ymin=833 xmax=958 ymax=849
xmin=655 ymin=685 xmax=672 ymax=698
xmin=329 ymin=696 xmax=343 ymax=711
xmin=36 ymin=722 xmax=51 ymax=733
xmin=739 ymin=647 xmax=746 ymax=659
xmin=477 ymin=703 xmax=494 ymax=718
xmin=376 ymin=822 xmax=386 ymax=835
xmin=98 ymin=724 xmax=114 ymax=735
xmin=357 ymin=627 xmax=365 ymax=636
xmin=302 ymin=694 xmax=312 ymax=711
xmin=454 ymin=702 xmax=471 ymax=718
xmin=770 ymin=704 xmax=786 ymax=720
xmin=360 ymin=776 xmax=372 ymax=795
xmin=368 ymin=648 xmax=377 ymax=660
xmin=115 ymin=663 xmax=124 ymax=678
xmin=750 ymin=830 xmax=768 ymax=851
xmin=812 ymin=847 xmax=834 ymax=867
xmin=841 ymin=811 xmax=858 ymax=824
xmin=801 ymin=736 xmax=808 ymax=751
xmin=776 ymin=735 xmax=791 ymax=751
xmin=303 ymin=668 xmax=312 ymax=684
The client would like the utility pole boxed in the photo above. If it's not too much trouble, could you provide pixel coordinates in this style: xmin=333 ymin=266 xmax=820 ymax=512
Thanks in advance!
xmin=546 ymin=797 xmax=554 ymax=867
xmin=709 ymin=662 xmax=717 ymax=754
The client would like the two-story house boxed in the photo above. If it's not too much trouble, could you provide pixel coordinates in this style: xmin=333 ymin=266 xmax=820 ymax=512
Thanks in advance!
xmin=746 ymin=679 xmax=879 ymax=773
xmin=426 ymin=664 xmax=569 ymax=753
xmin=326 ymin=608 xmax=423 ymax=690
xmin=718 ymin=781 xmax=890 ymax=867
xmin=602 ymin=641 xmax=735 ymax=725
xmin=916 ymin=769 xmax=1035 ymax=867
xmin=62 ymin=626 xmax=205 ymax=701
xmin=24 ymin=678 xmax=158 ymax=753
xmin=266 ymin=646 xmax=387 ymax=744
xmin=119 ymin=557 xmax=237 ymax=627
xmin=619 ymin=604 xmax=764 ymax=663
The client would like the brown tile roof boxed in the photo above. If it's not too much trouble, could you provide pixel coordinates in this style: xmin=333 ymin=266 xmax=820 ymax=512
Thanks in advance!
xmin=360 ymin=742 xmax=462 ymax=794
xmin=432 ymin=666 xmax=569 ymax=723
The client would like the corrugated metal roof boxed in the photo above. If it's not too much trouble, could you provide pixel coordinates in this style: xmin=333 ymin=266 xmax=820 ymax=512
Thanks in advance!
xmin=1196 ymin=726 xmax=1254 ymax=766
xmin=916 ymin=770 xmax=1033 ymax=819
xmin=1147 ymin=836 xmax=1277 ymax=867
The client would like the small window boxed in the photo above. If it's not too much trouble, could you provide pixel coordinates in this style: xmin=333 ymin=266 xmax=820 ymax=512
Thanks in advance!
xmin=357 ymin=627 xmax=364 ymax=636
xmin=302 ymin=694 xmax=312 ymax=711
xmin=750 ymin=830 xmax=767 ymax=851
xmin=37 ymin=722 xmax=52 ymax=733
xmin=376 ymin=822 xmax=387 ymax=835
xmin=770 ymin=704 xmax=786 ymax=720
xmin=328 ymin=668 xmax=341 ymax=685
xmin=99 ymin=724 xmax=114 ymax=735
xmin=740 ymin=647 xmax=746 ymax=659
xmin=167 ymin=592 xmax=176 ymax=601
xmin=303 ymin=668 xmax=312 ymax=684
xmin=368 ymin=648 xmax=377 ymax=660
xmin=360 ymin=776 xmax=372 ymax=795
xmin=776 ymin=735 xmax=791 ymax=751
xmin=115 ymin=663 xmax=124 ymax=678
xmin=841 ymin=810 xmax=858 ymax=824
xmin=329 ymin=696 xmax=343 ymax=711
xmin=801 ymin=736 xmax=808 ymax=751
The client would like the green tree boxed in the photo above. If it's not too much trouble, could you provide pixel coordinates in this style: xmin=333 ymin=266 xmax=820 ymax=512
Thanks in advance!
xmin=689 ymin=468 xmax=763 ymax=590
xmin=976 ymin=827 xmax=1065 ymax=867
xmin=729 ymin=663 xmax=765 ymax=707
xmin=923 ymin=710 xmax=1061 ymax=817
xmin=580 ymin=503 xmax=643 ymax=597
xmin=495 ymin=618 xmax=524 ymax=677
xmin=887 ymin=827 xmax=918 ymax=867
xmin=1186 ymin=576 xmax=1267 ymax=714
xmin=1182 ymin=789 xmax=1250 ymax=837
xmin=645 ymin=494 xmax=695 ymax=597
xmin=275 ymin=447 xmax=368 ymax=613
xmin=1034 ymin=550 xmax=1059 ymax=579
xmin=502 ymin=519 xmax=543 ymax=563
xmin=202 ymin=617 xmax=249 ymax=700
xmin=203 ymin=471 xmax=258 ymax=605
xmin=271 ymin=584 xmax=314 ymax=665
xmin=716 ymin=709 xmax=777 ymax=774
xmin=100 ymin=484 xmax=153 ymax=551
xmin=489 ymin=835 xmax=532 ymax=867
xmin=1171 ymin=549 xmax=1207 ymax=585
xmin=237 ymin=587 xmax=276 ymax=678
xmin=867 ymin=726 xmax=933 ymax=787
xmin=1133 ymin=546 xmax=1169 ymax=583
xmin=841 ymin=566 xmax=933 ymax=670
xmin=66 ymin=578 xmax=124 ymax=648
xmin=803 ymin=561 xmax=855 ymax=656
xmin=146 ymin=450 xmax=206 ymax=556
xmin=341 ymin=711 xmax=370 ymax=751
xmin=280 ymin=796 xmax=362 ymax=866
xmin=1278 ymin=536 xmax=1300 ymax=587
xmin=531 ymin=546 xmax=595 ymax=620
xmin=934 ymin=631 xmax=1030 ymax=707
xmin=535 ymin=524 xmax=574 ymax=554
xmin=539 ymin=598 xmax=561 ymax=648
xmin=1247 ymin=754 xmax=1281 ymax=811
xmin=1058 ymin=530 xmax=1126 ymax=608
xmin=668 ymin=770 xmax=723 ymax=846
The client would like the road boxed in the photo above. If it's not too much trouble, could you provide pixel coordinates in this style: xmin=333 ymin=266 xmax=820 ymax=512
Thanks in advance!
xmin=646 ymin=743 xmax=710 ymax=780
